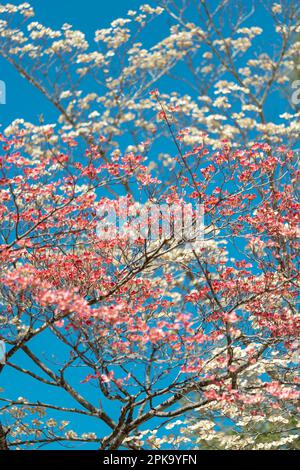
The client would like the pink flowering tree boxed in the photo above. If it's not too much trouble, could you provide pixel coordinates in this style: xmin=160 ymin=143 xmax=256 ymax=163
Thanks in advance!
xmin=0 ymin=1 xmax=299 ymax=450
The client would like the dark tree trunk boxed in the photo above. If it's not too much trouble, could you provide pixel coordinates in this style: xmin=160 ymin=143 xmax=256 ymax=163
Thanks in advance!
xmin=0 ymin=421 xmax=9 ymax=450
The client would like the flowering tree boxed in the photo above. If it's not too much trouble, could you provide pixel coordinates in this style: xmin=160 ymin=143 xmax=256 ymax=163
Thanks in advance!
xmin=0 ymin=1 xmax=299 ymax=450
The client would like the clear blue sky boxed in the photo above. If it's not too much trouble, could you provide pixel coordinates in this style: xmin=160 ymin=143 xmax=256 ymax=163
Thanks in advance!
xmin=0 ymin=0 xmax=288 ymax=449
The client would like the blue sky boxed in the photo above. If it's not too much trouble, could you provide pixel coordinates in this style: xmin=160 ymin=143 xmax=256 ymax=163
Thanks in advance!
xmin=0 ymin=0 xmax=292 ymax=449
